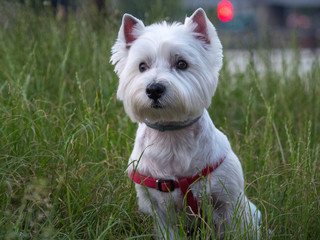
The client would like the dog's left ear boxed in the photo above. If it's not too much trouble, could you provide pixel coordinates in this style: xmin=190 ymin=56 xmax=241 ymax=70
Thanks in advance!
xmin=185 ymin=8 xmax=212 ymax=44
xmin=120 ymin=14 xmax=145 ymax=49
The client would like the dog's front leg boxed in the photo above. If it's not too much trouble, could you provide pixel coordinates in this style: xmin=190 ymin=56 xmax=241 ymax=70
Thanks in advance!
xmin=213 ymin=198 xmax=256 ymax=239
xmin=136 ymin=186 xmax=181 ymax=239
xmin=212 ymin=201 xmax=234 ymax=239
xmin=153 ymin=206 xmax=180 ymax=240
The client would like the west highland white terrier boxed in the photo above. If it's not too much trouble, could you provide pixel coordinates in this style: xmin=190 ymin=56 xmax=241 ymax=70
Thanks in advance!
xmin=111 ymin=8 xmax=261 ymax=239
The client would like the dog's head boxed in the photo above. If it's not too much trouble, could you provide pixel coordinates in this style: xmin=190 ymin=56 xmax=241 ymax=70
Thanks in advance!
xmin=111 ymin=8 xmax=223 ymax=123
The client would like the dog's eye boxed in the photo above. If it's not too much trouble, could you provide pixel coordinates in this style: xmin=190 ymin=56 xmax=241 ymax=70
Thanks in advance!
xmin=139 ymin=62 xmax=148 ymax=73
xmin=176 ymin=60 xmax=188 ymax=70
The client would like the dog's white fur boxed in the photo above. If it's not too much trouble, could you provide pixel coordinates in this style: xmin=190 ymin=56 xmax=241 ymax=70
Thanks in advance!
xmin=111 ymin=8 xmax=261 ymax=239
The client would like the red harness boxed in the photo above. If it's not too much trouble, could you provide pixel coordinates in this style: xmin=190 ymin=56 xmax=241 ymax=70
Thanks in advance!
xmin=130 ymin=157 xmax=225 ymax=215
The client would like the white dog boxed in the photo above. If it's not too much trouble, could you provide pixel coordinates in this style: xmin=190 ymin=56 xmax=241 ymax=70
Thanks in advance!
xmin=111 ymin=8 xmax=261 ymax=239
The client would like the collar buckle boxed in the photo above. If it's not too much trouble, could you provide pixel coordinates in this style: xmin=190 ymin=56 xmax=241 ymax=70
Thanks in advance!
xmin=156 ymin=179 xmax=175 ymax=192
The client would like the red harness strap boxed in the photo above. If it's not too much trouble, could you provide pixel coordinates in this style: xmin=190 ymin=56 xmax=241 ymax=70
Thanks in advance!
xmin=130 ymin=157 xmax=225 ymax=215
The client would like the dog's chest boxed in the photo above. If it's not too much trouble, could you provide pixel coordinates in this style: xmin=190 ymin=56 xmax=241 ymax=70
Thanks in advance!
xmin=131 ymin=125 xmax=201 ymax=178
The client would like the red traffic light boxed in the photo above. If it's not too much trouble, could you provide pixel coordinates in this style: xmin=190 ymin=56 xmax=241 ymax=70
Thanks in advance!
xmin=218 ymin=0 xmax=233 ymax=22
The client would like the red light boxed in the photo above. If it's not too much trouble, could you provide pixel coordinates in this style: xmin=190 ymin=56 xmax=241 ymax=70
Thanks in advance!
xmin=218 ymin=0 xmax=233 ymax=22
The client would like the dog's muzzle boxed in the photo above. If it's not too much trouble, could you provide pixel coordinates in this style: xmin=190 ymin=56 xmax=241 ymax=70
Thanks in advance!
xmin=146 ymin=83 xmax=166 ymax=102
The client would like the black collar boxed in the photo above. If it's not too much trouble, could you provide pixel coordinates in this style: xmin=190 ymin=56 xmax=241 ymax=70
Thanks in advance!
xmin=143 ymin=115 xmax=202 ymax=132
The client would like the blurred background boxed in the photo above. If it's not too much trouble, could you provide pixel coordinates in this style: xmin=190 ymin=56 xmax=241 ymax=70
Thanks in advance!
xmin=3 ymin=0 xmax=319 ymax=49
xmin=2 ymin=0 xmax=318 ymax=75
xmin=0 ymin=2 xmax=319 ymax=239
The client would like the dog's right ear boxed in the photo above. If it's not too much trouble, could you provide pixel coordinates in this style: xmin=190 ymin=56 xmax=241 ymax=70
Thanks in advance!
xmin=120 ymin=14 xmax=145 ymax=49
xmin=111 ymin=14 xmax=144 ymax=75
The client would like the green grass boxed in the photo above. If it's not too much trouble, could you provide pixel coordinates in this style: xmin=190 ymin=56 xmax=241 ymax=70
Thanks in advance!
xmin=0 ymin=4 xmax=319 ymax=240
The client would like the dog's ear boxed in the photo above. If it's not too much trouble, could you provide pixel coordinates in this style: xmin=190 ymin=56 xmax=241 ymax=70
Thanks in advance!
xmin=185 ymin=8 xmax=211 ymax=44
xmin=110 ymin=14 xmax=144 ymax=76
xmin=120 ymin=14 xmax=145 ymax=48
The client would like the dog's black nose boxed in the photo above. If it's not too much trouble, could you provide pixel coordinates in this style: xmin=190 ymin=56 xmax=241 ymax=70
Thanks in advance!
xmin=146 ymin=83 xmax=166 ymax=101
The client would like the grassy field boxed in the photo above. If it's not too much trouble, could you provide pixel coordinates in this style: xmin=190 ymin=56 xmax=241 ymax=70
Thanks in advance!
xmin=0 ymin=4 xmax=319 ymax=240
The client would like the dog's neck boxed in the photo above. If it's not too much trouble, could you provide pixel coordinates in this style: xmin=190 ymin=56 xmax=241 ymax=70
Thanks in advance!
xmin=143 ymin=115 xmax=202 ymax=132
